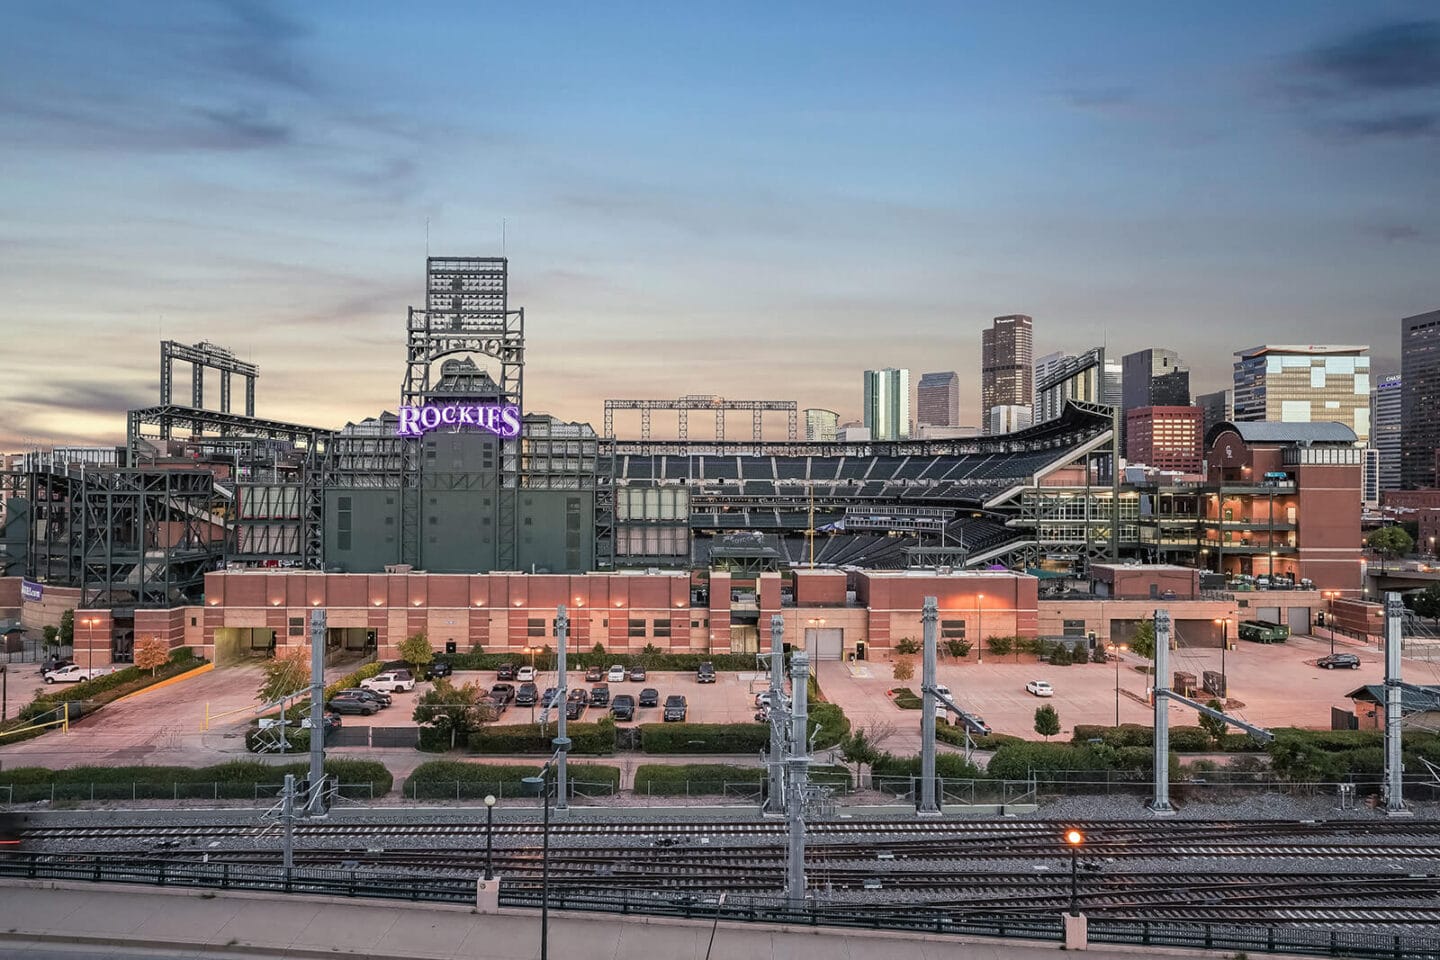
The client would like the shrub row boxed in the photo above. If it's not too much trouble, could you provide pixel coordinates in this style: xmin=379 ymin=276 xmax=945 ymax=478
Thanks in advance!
xmin=986 ymin=741 xmax=1177 ymax=780
xmin=872 ymin=752 xmax=984 ymax=781
xmin=26 ymin=648 xmax=204 ymax=709
xmin=935 ymin=725 xmax=1023 ymax=750
xmin=638 ymin=721 xmax=770 ymax=754
xmin=890 ymin=688 xmax=922 ymax=710
xmin=467 ymin=719 xmax=616 ymax=755
xmin=634 ymin=763 xmax=763 ymax=794
xmin=0 ymin=759 xmax=392 ymax=801
xmin=423 ymin=651 xmax=757 ymax=673
xmin=1070 ymin=723 xmax=1262 ymax=753
xmin=406 ymin=760 xmax=620 ymax=798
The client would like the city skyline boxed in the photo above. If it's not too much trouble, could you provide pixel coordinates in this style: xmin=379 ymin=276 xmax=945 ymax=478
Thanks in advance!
xmin=2 ymin=2 xmax=1437 ymax=448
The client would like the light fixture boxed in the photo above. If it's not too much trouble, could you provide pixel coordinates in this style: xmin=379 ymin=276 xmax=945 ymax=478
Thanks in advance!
xmin=475 ymin=600 xmax=485 ymax=607
xmin=373 ymin=599 xmax=383 ymax=606
xmin=311 ymin=600 xmax=321 ymax=607
xmin=514 ymin=600 xmax=523 ymax=606
xmin=1065 ymin=828 xmax=1084 ymax=846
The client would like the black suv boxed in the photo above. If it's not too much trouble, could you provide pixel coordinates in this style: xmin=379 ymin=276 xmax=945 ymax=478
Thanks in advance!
xmin=1318 ymin=653 xmax=1361 ymax=670
xmin=590 ymin=683 xmax=610 ymax=706
xmin=610 ymin=694 xmax=636 ymax=721
xmin=638 ymin=687 xmax=659 ymax=708
xmin=490 ymin=682 xmax=516 ymax=706
xmin=663 ymin=694 xmax=688 ymax=722
xmin=696 ymin=662 xmax=716 ymax=683
xmin=515 ymin=682 xmax=538 ymax=706
xmin=565 ymin=699 xmax=585 ymax=720
xmin=567 ymin=688 xmax=589 ymax=706
xmin=496 ymin=663 xmax=517 ymax=681
xmin=424 ymin=659 xmax=453 ymax=681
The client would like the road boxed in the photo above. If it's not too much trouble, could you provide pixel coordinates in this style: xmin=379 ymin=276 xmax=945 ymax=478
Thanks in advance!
xmin=0 ymin=943 xmax=294 ymax=959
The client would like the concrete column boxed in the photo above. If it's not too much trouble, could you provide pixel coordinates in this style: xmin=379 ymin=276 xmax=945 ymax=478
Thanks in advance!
xmin=1064 ymin=912 xmax=1089 ymax=949
xmin=475 ymin=877 xmax=501 ymax=913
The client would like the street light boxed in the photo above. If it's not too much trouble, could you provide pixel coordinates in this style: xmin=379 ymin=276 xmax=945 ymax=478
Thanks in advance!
xmin=522 ymin=760 xmax=558 ymax=960
xmin=1323 ymin=591 xmax=1338 ymax=655
xmin=484 ymin=794 xmax=497 ymax=881
xmin=975 ymin=593 xmax=985 ymax=664
xmin=1108 ymin=644 xmax=1128 ymax=726
xmin=1213 ymin=617 xmax=1232 ymax=695
xmin=1065 ymin=828 xmax=1084 ymax=916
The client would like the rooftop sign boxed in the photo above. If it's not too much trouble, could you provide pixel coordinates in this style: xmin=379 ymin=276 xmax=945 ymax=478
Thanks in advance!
xmin=397 ymin=403 xmax=521 ymax=439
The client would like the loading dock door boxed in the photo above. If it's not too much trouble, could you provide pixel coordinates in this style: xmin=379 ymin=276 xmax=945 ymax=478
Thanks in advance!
xmin=1255 ymin=606 xmax=1282 ymax=625
xmin=806 ymin=628 xmax=844 ymax=661
xmin=1287 ymin=607 xmax=1311 ymax=636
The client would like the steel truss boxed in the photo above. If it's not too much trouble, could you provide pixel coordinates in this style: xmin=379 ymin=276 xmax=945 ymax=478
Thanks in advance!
xmin=159 ymin=341 xmax=259 ymax=435
xmin=604 ymin=396 xmax=799 ymax=442
xmin=127 ymin=406 xmax=331 ymax=461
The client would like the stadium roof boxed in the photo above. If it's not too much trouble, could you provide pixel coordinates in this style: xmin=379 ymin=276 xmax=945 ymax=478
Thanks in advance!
xmin=1206 ymin=421 xmax=1357 ymax=446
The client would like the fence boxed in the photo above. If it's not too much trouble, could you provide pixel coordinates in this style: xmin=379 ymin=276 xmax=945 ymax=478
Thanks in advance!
xmin=1 ymin=855 xmax=1438 ymax=960
xmin=1029 ymin=770 xmax=1440 ymax=801
xmin=405 ymin=778 xmax=617 ymax=802
xmin=0 ymin=781 xmax=379 ymax=806
xmin=870 ymin=777 xmax=1037 ymax=806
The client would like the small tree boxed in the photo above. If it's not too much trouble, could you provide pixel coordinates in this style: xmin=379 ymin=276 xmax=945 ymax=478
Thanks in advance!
xmin=943 ymin=638 xmax=972 ymax=659
xmin=59 ymin=609 xmax=75 ymax=648
xmin=1368 ymin=525 xmax=1414 ymax=562
xmin=840 ymin=726 xmax=882 ymax=787
xmin=1408 ymin=582 xmax=1440 ymax=622
xmin=986 ymin=634 xmax=1012 ymax=659
xmin=1130 ymin=619 xmax=1156 ymax=666
xmin=1034 ymin=704 xmax=1061 ymax=740
xmin=894 ymin=637 xmax=921 ymax=656
xmin=1050 ymin=643 xmax=1072 ymax=666
xmin=258 ymin=648 xmax=310 ymax=704
xmin=591 ymin=641 xmax=606 ymax=656
xmin=134 ymin=636 xmax=169 ymax=676
xmin=398 ymin=632 xmax=434 ymax=672
xmin=42 ymin=625 xmax=59 ymax=650
xmin=892 ymin=658 xmax=915 ymax=682
xmin=413 ymin=679 xmax=495 ymax=749
xmin=1090 ymin=643 xmax=1108 ymax=664
xmin=1199 ymin=698 xmax=1229 ymax=746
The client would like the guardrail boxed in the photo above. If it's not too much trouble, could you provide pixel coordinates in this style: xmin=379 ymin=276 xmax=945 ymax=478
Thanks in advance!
xmin=0 ymin=781 xmax=378 ymax=806
xmin=1 ymin=855 xmax=1437 ymax=960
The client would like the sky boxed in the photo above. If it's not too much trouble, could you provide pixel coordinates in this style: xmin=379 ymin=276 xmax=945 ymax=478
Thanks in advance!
xmin=1 ymin=1 xmax=1437 ymax=447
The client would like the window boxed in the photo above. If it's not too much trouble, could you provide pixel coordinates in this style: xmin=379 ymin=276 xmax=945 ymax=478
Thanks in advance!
xmin=940 ymin=619 xmax=966 ymax=639
xmin=628 ymin=618 xmax=647 ymax=638
xmin=653 ymin=618 xmax=671 ymax=638
xmin=190 ymin=617 xmax=197 ymax=627
xmin=1062 ymin=619 xmax=1086 ymax=638
xmin=527 ymin=618 xmax=546 ymax=638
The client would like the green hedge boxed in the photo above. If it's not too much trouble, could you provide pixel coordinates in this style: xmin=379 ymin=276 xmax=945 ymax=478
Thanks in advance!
xmin=872 ymin=752 xmax=984 ymax=780
xmin=890 ymin=688 xmax=922 ymax=709
xmin=639 ymin=721 xmax=770 ymax=754
xmin=406 ymin=760 xmax=620 ymax=799
xmin=0 ymin=759 xmax=392 ymax=802
xmin=634 ymin=763 xmax=764 ymax=794
xmin=935 ymin=726 xmax=1024 ymax=750
xmin=467 ymin=718 xmax=616 ymax=755
xmin=986 ymin=741 xmax=1175 ymax=780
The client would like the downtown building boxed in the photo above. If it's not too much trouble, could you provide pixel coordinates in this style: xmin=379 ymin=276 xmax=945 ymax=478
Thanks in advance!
xmin=1125 ymin=406 xmax=1203 ymax=474
xmin=915 ymin=371 xmax=959 ymax=428
xmin=1121 ymin=348 xmax=1190 ymax=447
xmin=803 ymin=408 xmax=839 ymax=442
xmin=862 ymin=368 xmax=910 ymax=440
xmin=982 ymin=314 xmax=1033 ymax=434
xmin=1196 ymin=389 xmax=1233 ymax=438
xmin=1370 ymin=374 xmax=1402 ymax=493
xmin=1232 ymin=345 xmax=1371 ymax=443
xmin=1401 ymin=309 xmax=1440 ymax=489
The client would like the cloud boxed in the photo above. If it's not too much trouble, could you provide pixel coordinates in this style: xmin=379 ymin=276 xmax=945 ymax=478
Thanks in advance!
xmin=1060 ymin=86 xmax=1136 ymax=113
xmin=1330 ymin=112 xmax=1439 ymax=141
xmin=1366 ymin=222 xmax=1426 ymax=243
xmin=1297 ymin=20 xmax=1440 ymax=96
xmin=6 ymin=384 xmax=152 ymax=416
xmin=211 ymin=0 xmax=318 ymax=94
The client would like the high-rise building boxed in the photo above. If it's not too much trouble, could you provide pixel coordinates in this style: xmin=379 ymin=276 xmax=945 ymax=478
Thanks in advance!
xmin=1035 ymin=348 xmax=1116 ymax=423
xmin=1370 ymin=374 xmax=1402 ymax=492
xmin=981 ymin=315 xmax=1033 ymax=432
xmin=916 ymin=371 xmax=960 ymax=427
xmin=1122 ymin=349 xmax=1190 ymax=410
xmin=1401 ymin=309 xmax=1440 ymax=489
xmin=803 ymin=408 xmax=839 ymax=442
xmin=987 ymin=404 xmax=1033 ymax=435
xmin=1033 ymin=351 xmax=1068 ymax=391
xmin=1125 ymin=406 xmax=1203 ymax=474
xmin=1196 ymin=389 xmax=1233 ymax=438
xmin=1232 ymin=345 xmax=1371 ymax=443
xmin=862 ymin=368 xmax=910 ymax=441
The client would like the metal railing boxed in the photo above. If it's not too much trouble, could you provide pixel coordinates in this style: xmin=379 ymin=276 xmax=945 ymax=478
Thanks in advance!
xmin=0 ymin=781 xmax=378 ymax=806
xmin=1 ymin=855 xmax=1437 ymax=960
xmin=405 ymin=778 xmax=617 ymax=801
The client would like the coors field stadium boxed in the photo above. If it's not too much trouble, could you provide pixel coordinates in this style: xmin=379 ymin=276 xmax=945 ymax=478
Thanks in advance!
xmin=0 ymin=257 xmax=1119 ymax=615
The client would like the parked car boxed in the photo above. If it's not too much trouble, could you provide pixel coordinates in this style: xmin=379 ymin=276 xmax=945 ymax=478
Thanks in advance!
xmin=590 ymin=683 xmax=610 ymax=706
xmin=39 ymin=657 xmax=74 ymax=677
xmin=565 ymin=699 xmax=585 ymax=720
xmin=696 ymin=662 xmax=716 ymax=684
xmin=516 ymin=665 xmax=536 ymax=682
xmin=1318 ymin=653 xmax=1361 ymax=670
xmin=336 ymin=688 xmax=391 ymax=708
xmin=300 ymin=712 xmax=342 ymax=732
xmin=327 ymin=696 xmax=377 ymax=716
xmin=42 ymin=664 xmax=111 ymax=684
xmin=567 ymin=688 xmax=589 ymax=706
xmin=541 ymin=686 xmax=559 ymax=707
xmin=958 ymin=713 xmax=992 ymax=736
xmin=489 ymin=682 xmax=516 ymax=706
xmin=497 ymin=663 xmax=517 ymax=681
xmin=585 ymin=665 xmax=604 ymax=683
xmin=663 ymin=695 xmax=688 ymax=722
xmin=930 ymin=683 xmax=953 ymax=724
xmin=755 ymin=690 xmax=779 ymax=708
xmin=423 ymin=659 xmax=454 ymax=681
xmin=515 ymin=682 xmax=538 ymax=706
xmin=607 ymin=664 xmax=627 ymax=683
xmin=638 ymin=687 xmax=659 ymax=708
xmin=1024 ymin=680 xmax=1054 ymax=697
xmin=610 ymin=694 xmax=636 ymax=721
xmin=362 ymin=672 xmax=415 ymax=694
xmin=629 ymin=666 xmax=648 ymax=682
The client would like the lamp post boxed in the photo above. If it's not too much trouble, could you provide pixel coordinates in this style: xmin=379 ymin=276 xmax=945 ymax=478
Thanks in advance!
xmin=483 ymin=794 xmax=497 ymax=881
xmin=521 ymin=766 xmax=555 ymax=960
xmin=1108 ymin=644 xmax=1127 ymax=726
xmin=83 ymin=617 xmax=99 ymax=673
xmin=1065 ymin=828 xmax=1084 ymax=916
xmin=806 ymin=617 xmax=825 ymax=658
xmin=975 ymin=593 xmax=984 ymax=664
xmin=1323 ymin=591 xmax=1337 ymax=655
xmin=1213 ymin=617 xmax=1232 ymax=693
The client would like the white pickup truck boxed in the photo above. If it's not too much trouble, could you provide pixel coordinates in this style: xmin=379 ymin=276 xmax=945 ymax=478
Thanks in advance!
xmin=42 ymin=664 xmax=112 ymax=684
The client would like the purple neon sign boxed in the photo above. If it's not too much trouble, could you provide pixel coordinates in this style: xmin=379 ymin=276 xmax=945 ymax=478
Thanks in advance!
xmin=397 ymin=403 xmax=522 ymax=438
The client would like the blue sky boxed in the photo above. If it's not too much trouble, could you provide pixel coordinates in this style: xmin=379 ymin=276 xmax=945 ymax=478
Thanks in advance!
xmin=1 ymin=1 xmax=1436 ymax=445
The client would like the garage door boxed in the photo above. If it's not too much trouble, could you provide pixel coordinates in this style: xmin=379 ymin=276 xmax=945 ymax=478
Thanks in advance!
xmin=1255 ymin=606 xmax=1282 ymax=625
xmin=1287 ymin=607 xmax=1311 ymax=636
xmin=1176 ymin=619 xmax=1223 ymax=648
xmin=806 ymin=628 xmax=844 ymax=660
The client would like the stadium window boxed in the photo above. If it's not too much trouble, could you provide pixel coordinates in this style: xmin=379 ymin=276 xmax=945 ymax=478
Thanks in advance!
xmin=628 ymin=618 xmax=647 ymax=638
xmin=1062 ymin=619 xmax=1086 ymax=637
xmin=527 ymin=618 xmax=546 ymax=637
xmin=940 ymin=619 xmax=966 ymax=639
xmin=653 ymin=618 xmax=671 ymax=638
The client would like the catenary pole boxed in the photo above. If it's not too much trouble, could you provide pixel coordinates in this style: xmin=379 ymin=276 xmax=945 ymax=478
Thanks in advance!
xmin=1149 ymin=610 xmax=1174 ymax=814
xmin=307 ymin=608 xmax=326 ymax=816
xmin=765 ymin=614 xmax=786 ymax=815
xmin=1384 ymin=592 xmax=1409 ymax=816
xmin=786 ymin=649 xmax=809 ymax=907
xmin=554 ymin=605 xmax=570 ymax=813
xmin=919 ymin=596 xmax=939 ymax=815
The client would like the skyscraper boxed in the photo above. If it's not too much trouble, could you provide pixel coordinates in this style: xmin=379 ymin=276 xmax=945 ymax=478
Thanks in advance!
xmin=803 ymin=408 xmax=839 ymax=442
xmin=1402 ymin=309 xmax=1440 ymax=489
xmin=1035 ymin=348 xmax=1118 ymax=423
xmin=981 ymin=315 xmax=1032 ymax=433
xmin=1122 ymin=349 xmax=1190 ymax=408
xmin=916 ymin=371 xmax=960 ymax=427
xmin=1232 ymin=345 xmax=1371 ymax=443
xmin=1196 ymin=389 xmax=1233 ymax=437
xmin=862 ymin=368 xmax=910 ymax=441
xmin=1370 ymin=374 xmax=1402 ymax=492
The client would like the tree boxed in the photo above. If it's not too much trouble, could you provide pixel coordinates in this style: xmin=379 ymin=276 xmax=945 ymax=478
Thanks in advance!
xmin=943 ymin=638 xmax=972 ymax=659
xmin=413 ymin=679 xmax=495 ymax=749
xmin=59 ymin=609 xmax=74 ymax=648
xmin=893 ymin=637 xmax=921 ymax=655
xmin=1368 ymin=525 xmax=1414 ymax=562
xmin=1410 ymin=583 xmax=1440 ymax=622
xmin=1033 ymin=704 xmax=1061 ymax=740
xmin=986 ymin=635 xmax=1013 ymax=659
xmin=892 ymin=658 xmax=915 ymax=682
xmin=839 ymin=726 xmax=882 ymax=787
xmin=134 ymin=636 xmax=168 ymax=676
xmin=1198 ymin=698 xmax=1229 ymax=746
xmin=258 ymin=648 xmax=310 ymax=704
xmin=42 ymin=625 xmax=59 ymax=650
xmin=1130 ymin=619 xmax=1156 ymax=664
xmin=398 ymin=632 xmax=434 ymax=672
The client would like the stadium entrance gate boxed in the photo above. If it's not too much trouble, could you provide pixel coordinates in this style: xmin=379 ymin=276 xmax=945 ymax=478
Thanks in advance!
xmin=806 ymin=627 xmax=844 ymax=661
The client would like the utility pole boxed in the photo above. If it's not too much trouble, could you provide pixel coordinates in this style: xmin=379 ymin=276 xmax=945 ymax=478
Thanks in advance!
xmin=554 ymin=605 xmax=570 ymax=813
xmin=764 ymin=614 xmax=786 ymax=816
xmin=307 ymin=608 xmax=326 ymax=816
xmin=1383 ymin=592 xmax=1409 ymax=816
xmin=918 ymin=597 xmax=940 ymax=816
xmin=785 ymin=649 xmax=809 ymax=908
xmin=281 ymin=773 xmax=296 ymax=874
xmin=1149 ymin=610 xmax=1174 ymax=815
